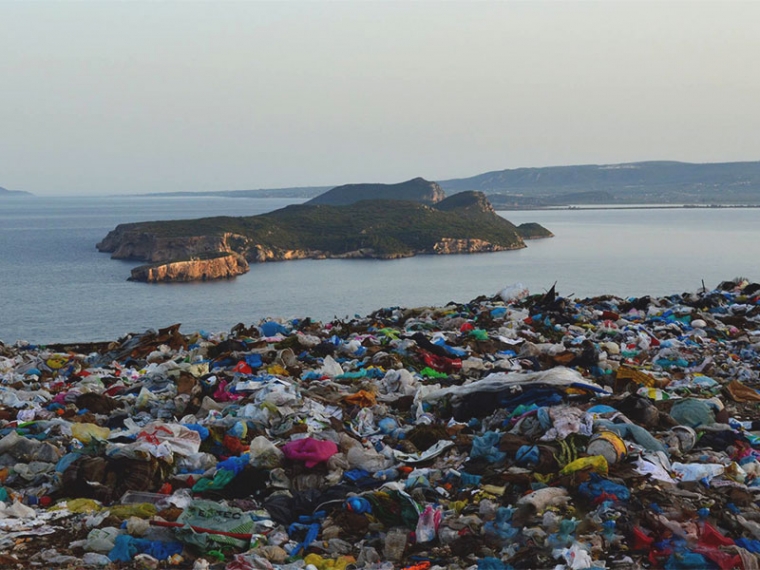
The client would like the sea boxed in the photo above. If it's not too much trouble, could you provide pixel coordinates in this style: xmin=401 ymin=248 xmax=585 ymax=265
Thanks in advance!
xmin=2 ymin=195 xmax=759 ymax=345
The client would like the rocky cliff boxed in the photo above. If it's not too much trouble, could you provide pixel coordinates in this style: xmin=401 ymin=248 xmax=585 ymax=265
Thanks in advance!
xmin=98 ymin=225 xmax=243 ymax=263
xmin=432 ymin=238 xmax=514 ymax=255
xmin=129 ymin=253 xmax=249 ymax=283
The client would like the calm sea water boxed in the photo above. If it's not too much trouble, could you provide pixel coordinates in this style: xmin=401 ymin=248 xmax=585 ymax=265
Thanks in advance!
xmin=1 ymin=196 xmax=758 ymax=344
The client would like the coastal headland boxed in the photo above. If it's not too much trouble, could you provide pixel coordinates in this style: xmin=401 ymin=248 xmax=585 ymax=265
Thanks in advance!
xmin=97 ymin=179 xmax=552 ymax=283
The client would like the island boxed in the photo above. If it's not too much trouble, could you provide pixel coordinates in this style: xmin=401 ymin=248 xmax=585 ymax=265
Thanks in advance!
xmin=97 ymin=179 xmax=553 ymax=283
xmin=0 ymin=186 xmax=33 ymax=197
xmin=128 ymin=252 xmax=249 ymax=283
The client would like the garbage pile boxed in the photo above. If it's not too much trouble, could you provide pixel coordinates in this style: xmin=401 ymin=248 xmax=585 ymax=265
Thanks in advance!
xmin=2 ymin=279 xmax=760 ymax=569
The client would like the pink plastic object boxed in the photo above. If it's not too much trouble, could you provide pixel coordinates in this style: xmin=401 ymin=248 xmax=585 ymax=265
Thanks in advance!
xmin=281 ymin=438 xmax=338 ymax=467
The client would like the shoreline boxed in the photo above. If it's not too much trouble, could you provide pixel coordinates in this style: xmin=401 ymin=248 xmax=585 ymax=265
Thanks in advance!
xmin=497 ymin=203 xmax=760 ymax=211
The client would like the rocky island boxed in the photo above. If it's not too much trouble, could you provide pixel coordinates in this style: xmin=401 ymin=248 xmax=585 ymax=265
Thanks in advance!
xmin=127 ymin=252 xmax=250 ymax=283
xmin=97 ymin=178 xmax=552 ymax=283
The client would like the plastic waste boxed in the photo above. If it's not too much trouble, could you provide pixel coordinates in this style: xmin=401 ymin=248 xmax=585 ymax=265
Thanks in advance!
xmin=249 ymin=435 xmax=284 ymax=468
xmin=82 ymin=552 xmax=113 ymax=567
xmin=560 ymin=455 xmax=609 ymax=476
xmin=470 ymin=431 xmax=506 ymax=463
xmin=282 ymin=438 xmax=338 ymax=467
xmin=383 ymin=528 xmax=408 ymax=562
xmin=671 ymin=462 xmax=725 ymax=482
xmin=517 ymin=487 xmax=570 ymax=512
xmin=415 ymin=505 xmax=441 ymax=543
xmin=4 ymin=280 xmax=760 ymax=568
xmin=84 ymin=527 xmax=121 ymax=552
xmin=499 ymin=283 xmax=529 ymax=302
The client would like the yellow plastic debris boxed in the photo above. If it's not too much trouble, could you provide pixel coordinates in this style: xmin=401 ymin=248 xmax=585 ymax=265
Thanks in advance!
xmin=66 ymin=498 xmax=103 ymax=513
xmin=480 ymin=484 xmax=506 ymax=496
xmin=267 ymin=363 xmax=289 ymax=376
xmin=109 ymin=503 xmax=158 ymax=519
xmin=303 ymin=553 xmax=356 ymax=570
xmin=560 ymin=455 xmax=609 ymax=476
xmin=46 ymin=354 xmax=69 ymax=370
xmin=71 ymin=423 xmax=111 ymax=444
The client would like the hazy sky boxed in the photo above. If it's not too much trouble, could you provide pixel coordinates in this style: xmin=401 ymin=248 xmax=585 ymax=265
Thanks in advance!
xmin=2 ymin=1 xmax=760 ymax=196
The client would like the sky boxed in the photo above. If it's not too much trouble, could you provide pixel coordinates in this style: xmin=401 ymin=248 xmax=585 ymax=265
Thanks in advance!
xmin=2 ymin=1 xmax=760 ymax=197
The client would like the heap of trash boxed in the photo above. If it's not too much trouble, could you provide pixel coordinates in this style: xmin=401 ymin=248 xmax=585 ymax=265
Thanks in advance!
xmin=3 ymin=279 xmax=760 ymax=569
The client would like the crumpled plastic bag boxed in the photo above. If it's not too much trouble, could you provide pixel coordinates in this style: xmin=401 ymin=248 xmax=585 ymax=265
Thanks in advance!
xmin=517 ymin=487 xmax=570 ymax=512
xmin=84 ymin=527 xmax=121 ymax=552
xmin=499 ymin=283 xmax=529 ymax=302
xmin=670 ymin=399 xmax=716 ymax=428
xmin=635 ymin=452 xmax=675 ymax=483
xmin=82 ymin=552 xmax=113 ymax=567
xmin=416 ymin=505 xmax=442 ymax=543
xmin=320 ymin=355 xmax=344 ymax=378
xmin=249 ymin=436 xmax=284 ymax=469
xmin=560 ymin=455 xmax=609 ymax=476
xmin=71 ymin=423 xmax=111 ymax=444
xmin=553 ymin=542 xmax=594 ymax=569
xmin=176 ymin=499 xmax=255 ymax=548
xmin=281 ymin=438 xmax=338 ymax=468
xmin=595 ymin=419 xmax=666 ymax=452
xmin=0 ymin=500 xmax=36 ymax=519
xmin=672 ymin=461 xmax=725 ymax=482
xmin=470 ymin=431 xmax=506 ymax=463
xmin=540 ymin=405 xmax=593 ymax=441
xmin=343 ymin=390 xmax=376 ymax=408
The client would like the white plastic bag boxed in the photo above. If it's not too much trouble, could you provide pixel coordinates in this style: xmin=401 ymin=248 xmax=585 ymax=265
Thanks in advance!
xmin=499 ymin=283 xmax=529 ymax=303
xmin=249 ymin=435 xmax=284 ymax=469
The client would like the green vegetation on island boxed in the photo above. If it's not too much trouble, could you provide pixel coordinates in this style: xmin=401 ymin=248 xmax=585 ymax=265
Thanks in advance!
xmin=306 ymin=177 xmax=445 ymax=206
xmin=97 ymin=185 xmax=553 ymax=281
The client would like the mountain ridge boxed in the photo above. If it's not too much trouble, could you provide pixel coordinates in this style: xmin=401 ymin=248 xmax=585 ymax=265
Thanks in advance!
xmin=306 ymin=177 xmax=445 ymax=206
xmin=436 ymin=160 xmax=760 ymax=204
xmin=117 ymin=159 xmax=760 ymax=205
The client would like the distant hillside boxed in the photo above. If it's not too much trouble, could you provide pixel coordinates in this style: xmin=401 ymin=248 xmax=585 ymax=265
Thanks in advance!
xmin=0 ymin=186 xmax=33 ymax=197
xmin=488 ymin=190 xmax=615 ymax=208
xmin=143 ymin=186 xmax=330 ymax=199
xmin=307 ymin=177 xmax=445 ymax=206
xmin=437 ymin=161 xmax=760 ymax=204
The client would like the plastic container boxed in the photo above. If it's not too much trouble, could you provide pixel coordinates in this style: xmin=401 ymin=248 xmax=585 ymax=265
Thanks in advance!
xmin=672 ymin=425 xmax=697 ymax=452
xmin=119 ymin=491 xmax=170 ymax=507
xmin=374 ymin=468 xmax=399 ymax=481
xmin=383 ymin=528 xmax=408 ymax=562
xmin=587 ymin=431 xmax=627 ymax=464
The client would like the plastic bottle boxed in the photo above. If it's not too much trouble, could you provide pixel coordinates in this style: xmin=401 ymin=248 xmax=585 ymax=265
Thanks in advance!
xmin=383 ymin=528 xmax=408 ymax=562
xmin=374 ymin=468 xmax=399 ymax=481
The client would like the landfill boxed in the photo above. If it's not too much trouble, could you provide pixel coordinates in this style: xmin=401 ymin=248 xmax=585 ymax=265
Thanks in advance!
xmin=3 ymin=279 xmax=760 ymax=569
